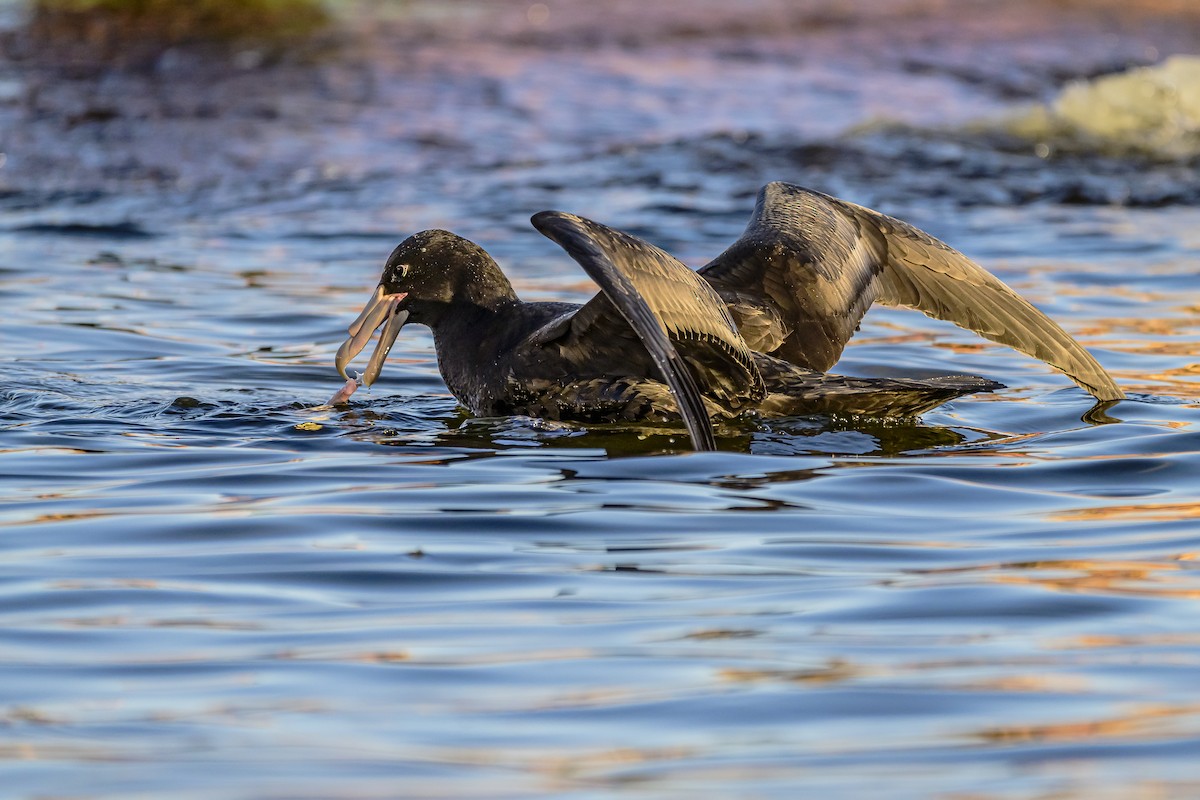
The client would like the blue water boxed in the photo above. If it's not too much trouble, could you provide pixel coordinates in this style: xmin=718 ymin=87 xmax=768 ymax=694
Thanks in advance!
xmin=2 ymin=3 xmax=1200 ymax=797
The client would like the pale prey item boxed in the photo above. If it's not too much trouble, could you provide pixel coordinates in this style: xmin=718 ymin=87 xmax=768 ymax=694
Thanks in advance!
xmin=326 ymin=376 xmax=359 ymax=406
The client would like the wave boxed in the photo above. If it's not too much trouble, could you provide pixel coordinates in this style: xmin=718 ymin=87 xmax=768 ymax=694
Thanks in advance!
xmin=1004 ymin=56 xmax=1200 ymax=159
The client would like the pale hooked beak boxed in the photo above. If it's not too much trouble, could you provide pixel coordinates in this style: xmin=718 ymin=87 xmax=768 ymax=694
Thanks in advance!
xmin=334 ymin=284 xmax=410 ymax=386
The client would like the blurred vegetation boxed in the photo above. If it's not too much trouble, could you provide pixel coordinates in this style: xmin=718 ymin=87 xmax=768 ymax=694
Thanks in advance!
xmin=23 ymin=0 xmax=332 ymax=68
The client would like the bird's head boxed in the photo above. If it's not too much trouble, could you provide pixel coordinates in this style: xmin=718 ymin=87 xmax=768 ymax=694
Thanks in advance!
xmin=334 ymin=230 xmax=511 ymax=386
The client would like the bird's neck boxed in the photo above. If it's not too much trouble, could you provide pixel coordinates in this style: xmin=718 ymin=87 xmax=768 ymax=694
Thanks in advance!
xmin=429 ymin=298 xmax=524 ymax=410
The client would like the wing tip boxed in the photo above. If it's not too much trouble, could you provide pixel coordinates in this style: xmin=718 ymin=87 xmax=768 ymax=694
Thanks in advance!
xmin=1051 ymin=348 xmax=1125 ymax=402
xmin=1084 ymin=379 xmax=1126 ymax=402
xmin=530 ymin=210 xmax=575 ymax=233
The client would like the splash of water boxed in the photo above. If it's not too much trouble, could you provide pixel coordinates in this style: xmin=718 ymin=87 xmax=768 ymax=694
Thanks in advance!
xmin=1009 ymin=56 xmax=1200 ymax=159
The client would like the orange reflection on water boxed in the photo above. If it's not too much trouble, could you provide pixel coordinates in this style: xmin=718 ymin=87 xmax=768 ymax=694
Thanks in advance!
xmin=1089 ymin=316 xmax=1198 ymax=339
xmin=955 ymin=673 xmax=1090 ymax=693
xmin=988 ymin=557 xmax=1200 ymax=600
xmin=1054 ymin=631 xmax=1200 ymax=650
xmin=1067 ymin=312 xmax=1199 ymax=396
xmin=720 ymin=658 xmax=864 ymax=686
xmin=977 ymin=702 xmax=1200 ymax=745
xmin=1054 ymin=502 xmax=1200 ymax=523
xmin=914 ymin=555 xmax=1200 ymax=600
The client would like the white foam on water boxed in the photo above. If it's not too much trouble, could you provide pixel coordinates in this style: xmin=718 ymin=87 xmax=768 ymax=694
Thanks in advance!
xmin=1009 ymin=55 xmax=1200 ymax=158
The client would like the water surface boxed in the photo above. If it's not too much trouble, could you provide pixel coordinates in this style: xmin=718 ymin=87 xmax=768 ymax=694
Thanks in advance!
xmin=2 ymin=2 xmax=1199 ymax=797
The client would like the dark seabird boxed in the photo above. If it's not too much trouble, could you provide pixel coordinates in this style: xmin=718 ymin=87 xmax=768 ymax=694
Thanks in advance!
xmin=334 ymin=182 xmax=1123 ymax=451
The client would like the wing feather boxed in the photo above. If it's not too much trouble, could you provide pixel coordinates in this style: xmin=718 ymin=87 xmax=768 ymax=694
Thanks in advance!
xmin=533 ymin=211 xmax=769 ymax=450
xmin=700 ymin=182 xmax=1123 ymax=401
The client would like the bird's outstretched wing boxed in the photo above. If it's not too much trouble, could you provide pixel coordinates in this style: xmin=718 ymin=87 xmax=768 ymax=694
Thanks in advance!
xmin=699 ymin=182 xmax=1124 ymax=401
xmin=531 ymin=211 xmax=766 ymax=451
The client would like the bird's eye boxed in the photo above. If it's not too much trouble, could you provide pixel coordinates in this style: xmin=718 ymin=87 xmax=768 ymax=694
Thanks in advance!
xmin=397 ymin=264 xmax=410 ymax=279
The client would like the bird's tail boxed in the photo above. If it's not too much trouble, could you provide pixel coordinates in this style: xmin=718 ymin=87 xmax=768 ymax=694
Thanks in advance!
xmin=758 ymin=363 xmax=1002 ymax=418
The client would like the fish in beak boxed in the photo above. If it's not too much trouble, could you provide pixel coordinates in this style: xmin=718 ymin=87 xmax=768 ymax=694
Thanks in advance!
xmin=334 ymin=285 xmax=410 ymax=386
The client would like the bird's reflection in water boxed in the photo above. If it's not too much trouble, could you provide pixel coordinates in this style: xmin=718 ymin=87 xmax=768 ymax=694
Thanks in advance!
xmin=1082 ymin=399 xmax=1124 ymax=425
xmin=348 ymin=395 xmax=1005 ymax=459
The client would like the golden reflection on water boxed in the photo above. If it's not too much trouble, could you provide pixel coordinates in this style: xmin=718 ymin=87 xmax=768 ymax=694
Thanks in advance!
xmin=911 ymin=556 xmax=1200 ymax=599
xmin=1054 ymin=502 xmax=1200 ymax=522
xmin=1035 ymin=304 xmax=1200 ymax=396
xmin=1132 ymin=367 xmax=1200 ymax=396
xmin=955 ymin=673 xmax=1090 ymax=693
xmin=1055 ymin=632 xmax=1200 ymax=649
xmin=989 ymin=562 xmax=1200 ymax=599
xmin=976 ymin=702 xmax=1200 ymax=745
xmin=720 ymin=659 xmax=863 ymax=685
xmin=527 ymin=744 xmax=696 ymax=791
xmin=679 ymin=627 xmax=761 ymax=641
xmin=1100 ymin=316 xmax=1199 ymax=338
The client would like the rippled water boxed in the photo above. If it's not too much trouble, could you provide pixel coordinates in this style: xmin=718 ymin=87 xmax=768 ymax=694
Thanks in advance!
xmin=3 ymin=2 xmax=1200 ymax=797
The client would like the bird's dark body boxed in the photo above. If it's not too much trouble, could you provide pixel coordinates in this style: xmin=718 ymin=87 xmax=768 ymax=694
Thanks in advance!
xmin=413 ymin=267 xmax=997 ymax=424
xmin=336 ymin=182 xmax=1122 ymax=450
xmin=426 ymin=295 xmax=684 ymax=420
